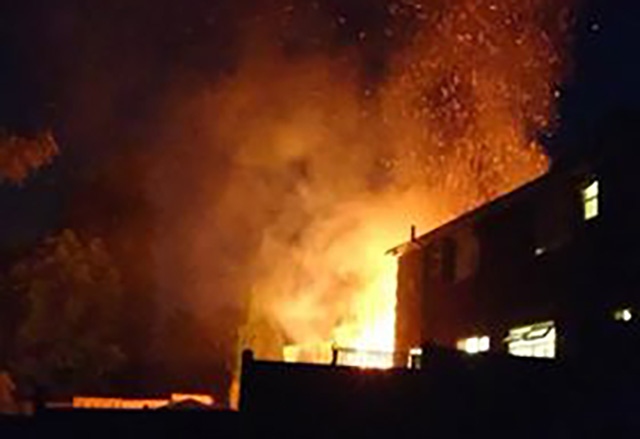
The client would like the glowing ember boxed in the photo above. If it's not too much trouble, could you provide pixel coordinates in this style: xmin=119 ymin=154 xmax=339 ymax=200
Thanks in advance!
xmin=71 ymin=394 xmax=214 ymax=410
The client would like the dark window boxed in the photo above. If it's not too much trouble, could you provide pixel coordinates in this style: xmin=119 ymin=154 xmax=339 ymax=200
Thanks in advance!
xmin=533 ymin=183 xmax=577 ymax=256
xmin=442 ymin=238 xmax=457 ymax=283
xmin=422 ymin=243 xmax=442 ymax=282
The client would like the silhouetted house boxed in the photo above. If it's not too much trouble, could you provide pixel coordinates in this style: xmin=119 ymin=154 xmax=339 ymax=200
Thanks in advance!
xmin=392 ymin=116 xmax=640 ymax=365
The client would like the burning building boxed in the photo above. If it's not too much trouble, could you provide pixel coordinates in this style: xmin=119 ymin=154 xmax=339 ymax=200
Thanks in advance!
xmin=233 ymin=0 xmax=571 ymax=373
xmin=237 ymin=116 xmax=640 ymax=438
xmin=392 ymin=114 xmax=640 ymax=364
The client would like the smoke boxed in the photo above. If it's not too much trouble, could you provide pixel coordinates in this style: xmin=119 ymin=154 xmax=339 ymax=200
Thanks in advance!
xmin=2 ymin=0 xmax=574 ymax=395
xmin=147 ymin=0 xmax=575 ymax=371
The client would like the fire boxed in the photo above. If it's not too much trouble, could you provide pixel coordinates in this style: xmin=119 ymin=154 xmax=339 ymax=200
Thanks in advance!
xmin=279 ymin=251 xmax=396 ymax=369
xmin=153 ymin=0 xmax=575 ymax=385
xmin=334 ymin=249 xmax=398 ymax=354
xmin=247 ymin=194 xmax=447 ymax=369
xmin=71 ymin=394 xmax=214 ymax=410
xmin=329 ymin=237 xmax=399 ymax=367
xmin=282 ymin=240 xmax=398 ymax=369
xmin=233 ymin=0 xmax=570 ymax=370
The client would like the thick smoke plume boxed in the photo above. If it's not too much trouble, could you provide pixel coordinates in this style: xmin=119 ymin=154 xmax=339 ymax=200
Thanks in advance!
xmin=149 ymin=0 xmax=574 ymax=378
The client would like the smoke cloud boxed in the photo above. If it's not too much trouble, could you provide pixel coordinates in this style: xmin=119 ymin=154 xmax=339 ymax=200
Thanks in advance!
xmin=148 ymin=0 xmax=574 ymax=369
xmin=3 ymin=0 xmax=575 ymax=396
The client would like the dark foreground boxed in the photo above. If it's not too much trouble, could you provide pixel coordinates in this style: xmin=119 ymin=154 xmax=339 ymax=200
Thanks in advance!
xmin=0 ymin=409 xmax=242 ymax=438
xmin=2 ymin=347 xmax=640 ymax=438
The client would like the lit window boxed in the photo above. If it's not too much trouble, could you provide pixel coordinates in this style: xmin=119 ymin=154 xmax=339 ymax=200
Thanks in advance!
xmin=456 ymin=335 xmax=490 ymax=354
xmin=582 ymin=180 xmax=599 ymax=220
xmin=506 ymin=321 xmax=556 ymax=359
xmin=407 ymin=347 xmax=423 ymax=369
xmin=534 ymin=247 xmax=547 ymax=257
xmin=614 ymin=308 xmax=633 ymax=322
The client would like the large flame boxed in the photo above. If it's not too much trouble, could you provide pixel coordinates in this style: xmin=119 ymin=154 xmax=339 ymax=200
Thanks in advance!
xmin=278 ymin=200 xmax=426 ymax=368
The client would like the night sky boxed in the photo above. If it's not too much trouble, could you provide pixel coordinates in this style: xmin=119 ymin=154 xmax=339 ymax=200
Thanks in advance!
xmin=0 ymin=0 xmax=639 ymax=258
xmin=554 ymin=0 xmax=640 ymax=153
xmin=0 ymin=0 xmax=240 ymax=258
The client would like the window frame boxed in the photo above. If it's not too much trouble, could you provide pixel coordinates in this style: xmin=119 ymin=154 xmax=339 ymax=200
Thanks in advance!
xmin=581 ymin=179 xmax=599 ymax=221
xmin=505 ymin=321 xmax=556 ymax=359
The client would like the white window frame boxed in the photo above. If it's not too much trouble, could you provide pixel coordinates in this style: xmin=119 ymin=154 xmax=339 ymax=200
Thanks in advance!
xmin=582 ymin=179 xmax=599 ymax=221
xmin=505 ymin=321 xmax=556 ymax=359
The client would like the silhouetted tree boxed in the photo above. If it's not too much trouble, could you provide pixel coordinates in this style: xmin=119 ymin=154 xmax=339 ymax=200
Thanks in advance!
xmin=0 ymin=274 xmax=26 ymax=368
xmin=7 ymin=230 xmax=125 ymax=395
xmin=0 ymin=129 xmax=58 ymax=184
xmin=0 ymin=372 xmax=18 ymax=414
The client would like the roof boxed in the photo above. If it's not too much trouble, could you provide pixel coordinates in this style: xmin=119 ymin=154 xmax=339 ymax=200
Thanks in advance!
xmin=387 ymin=163 xmax=594 ymax=258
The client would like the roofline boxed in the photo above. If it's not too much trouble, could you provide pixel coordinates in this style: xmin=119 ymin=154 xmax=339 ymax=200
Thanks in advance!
xmin=387 ymin=163 xmax=595 ymax=258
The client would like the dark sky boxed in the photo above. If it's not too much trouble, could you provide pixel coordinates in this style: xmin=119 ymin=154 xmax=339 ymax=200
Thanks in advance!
xmin=554 ymin=0 xmax=640 ymax=152
xmin=0 ymin=0 xmax=639 ymax=259
xmin=0 ymin=0 xmax=241 ymax=259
